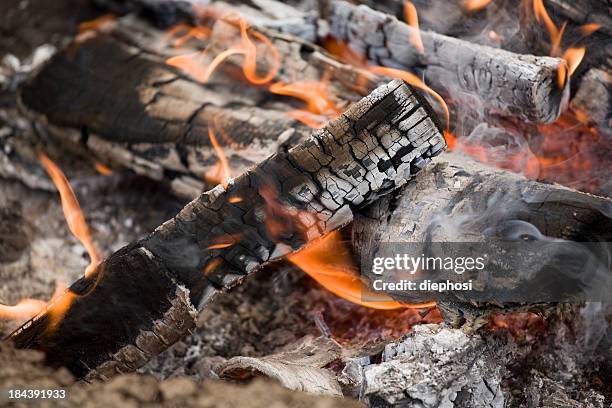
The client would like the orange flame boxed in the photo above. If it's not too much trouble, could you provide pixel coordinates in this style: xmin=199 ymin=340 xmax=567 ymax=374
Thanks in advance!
xmin=579 ymin=23 xmax=601 ymax=36
xmin=94 ymin=162 xmax=113 ymax=176
xmin=0 ymin=299 xmax=47 ymax=321
xmin=563 ymin=47 xmax=585 ymax=76
xmin=39 ymin=153 xmax=101 ymax=277
xmin=1 ymin=154 xmax=100 ymax=323
xmin=532 ymin=0 xmax=565 ymax=56
xmin=462 ymin=0 xmax=492 ymax=12
xmin=368 ymin=66 xmax=450 ymax=130
xmin=207 ymin=243 xmax=234 ymax=250
xmin=204 ymin=126 xmax=231 ymax=188
xmin=162 ymin=23 xmax=211 ymax=48
xmin=403 ymin=1 xmax=424 ymax=54
xmin=287 ymin=110 xmax=329 ymax=129
xmin=167 ymin=17 xmax=280 ymax=85
xmin=288 ymin=232 xmax=435 ymax=310
xmin=269 ymin=80 xmax=340 ymax=117
xmin=77 ymin=14 xmax=117 ymax=34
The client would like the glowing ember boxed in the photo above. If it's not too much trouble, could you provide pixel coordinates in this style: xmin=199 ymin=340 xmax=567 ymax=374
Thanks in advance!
xmin=462 ymin=0 xmax=492 ymax=12
xmin=489 ymin=312 xmax=547 ymax=341
xmin=228 ymin=196 xmax=243 ymax=204
xmin=403 ymin=1 xmax=424 ymax=53
xmin=204 ymin=126 xmax=231 ymax=188
xmin=39 ymin=152 xmax=101 ymax=277
xmin=288 ymin=231 xmax=436 ymax=310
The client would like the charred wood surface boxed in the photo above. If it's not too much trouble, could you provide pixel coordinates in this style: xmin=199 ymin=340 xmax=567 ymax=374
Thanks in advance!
xmin=9 ymin=80 xmax=446 ymax=380
xmin=571 ymin=68 xmax=611 ymax=142
xmin=327 ymin=0 xmax=570 ymax=124
xmin=547 ymin=0 xmax=612 ymax=36
xmin=19 ymin=14 xmax=377 ymax=198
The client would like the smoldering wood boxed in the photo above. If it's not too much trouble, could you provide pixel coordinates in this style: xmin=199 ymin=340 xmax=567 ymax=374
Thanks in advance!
xmin=547 ymin=0 xmax=612 ymax=36
xmin=217 ymin=335 xmax=342 ymax=396
xmin=93 ymin=0 xmax=323 ymax=41
xmin=570 ymin=68 xmax=611 ymax=141
xmin=18 ymin=13 xmax=377 ymax=198
xmin=9 ymin=80 xmax=446 ymax=380
xmin=352 ymin=151 xmax=612 ymax=325
xmin=327 ymin=0 xmax=570 ymax=124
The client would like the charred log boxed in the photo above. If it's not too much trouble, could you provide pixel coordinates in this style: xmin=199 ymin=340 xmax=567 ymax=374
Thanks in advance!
xmin=327 ymin=0 xmax=570 ymax=124
xmin=8 ymin=80 xmax=446 ymax=380
xmin=18 ymin=14 xmax=378 ymax=198
xmin=571 ymin=68 xmax=611 ymax=142
xmin=353 ymin=152 xmax=612 ymax=324
xmin=547 ymin=0 xmax=612 ymax=36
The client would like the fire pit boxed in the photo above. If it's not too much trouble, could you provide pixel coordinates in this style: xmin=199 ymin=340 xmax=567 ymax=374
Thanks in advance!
xmin=0 ymin=0 xmax=610 ymax=407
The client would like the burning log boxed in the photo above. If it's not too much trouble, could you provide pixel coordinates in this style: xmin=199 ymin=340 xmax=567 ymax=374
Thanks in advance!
xmin=326 ymin=0 xmax=571 ymax=124
xmin=353 ymin=152 xmax=612 ymax=324
xmin=570 ymin=68 xmax=611 ymax=142
xmin=546 ymin=0 xmax=612 ymax=36
xmin=18 ymin=14 xmax=378 ymax=198
xmin=8 ymin=79 xmax=446 ymax=380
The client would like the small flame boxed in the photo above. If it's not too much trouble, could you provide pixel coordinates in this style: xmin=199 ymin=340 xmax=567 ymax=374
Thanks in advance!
xmin=1 ymin=155 xmax=100 ymax=323
xmin=228 ymin=196 xmax=243 ymax=203
xmin=288 ymin=232 xmax=435 ymax=310
xmin=462 ymin=0 xmax=492 ymax=12
xmin=167 ymin=17 xmax=280 ymax=85
xmin=94 ymin=162 xmax=113 ymax=176
xmin=203 ymin=258 xmax=223 ymax=276
xmin=163 ymin=23 xmax=211 ymax=48
xmin=0 ymin=299 xmax=47 ymax=321
xmin=269 ymin=80 xmax=340 ymax=117
xmin=532 ymin=0 xmax=564 ymax=56
xmin=207 ymin=243 xmax=234 ymax=250
xmin=368 ymin=66 xmax=450 ymax=130
xmin=287 ymin=110 xmax=329 ymax=129
xmin=73 ymin=14 xmax=117 ymax=46
xmin=204 ymin=126 xmax=231 ymax=188
xmin=403 ymin=1 xmax=424 ymax=54
xmin=579 ymin=23 xmax=601 ymax=36
xmin=39 ymin=152 xmax=101 ymax=277
xmin=488 ymin=30 xmax=502 ymax=43
xmin=77 ymin=14 xmax=117 ymax=34
xmin=563 ymin=47 xmax=585 ymax=76
xmin=323 ymin=38 xmax=367 ymax=67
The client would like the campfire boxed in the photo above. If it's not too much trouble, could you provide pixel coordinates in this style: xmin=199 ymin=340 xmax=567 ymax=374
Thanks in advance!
xmin=0 ymin=0 xmax=610 ymax=407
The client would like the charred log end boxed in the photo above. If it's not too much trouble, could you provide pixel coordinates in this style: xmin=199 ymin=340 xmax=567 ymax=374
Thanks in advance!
xmin=10 ymin=244 xmax=198 ymax=379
